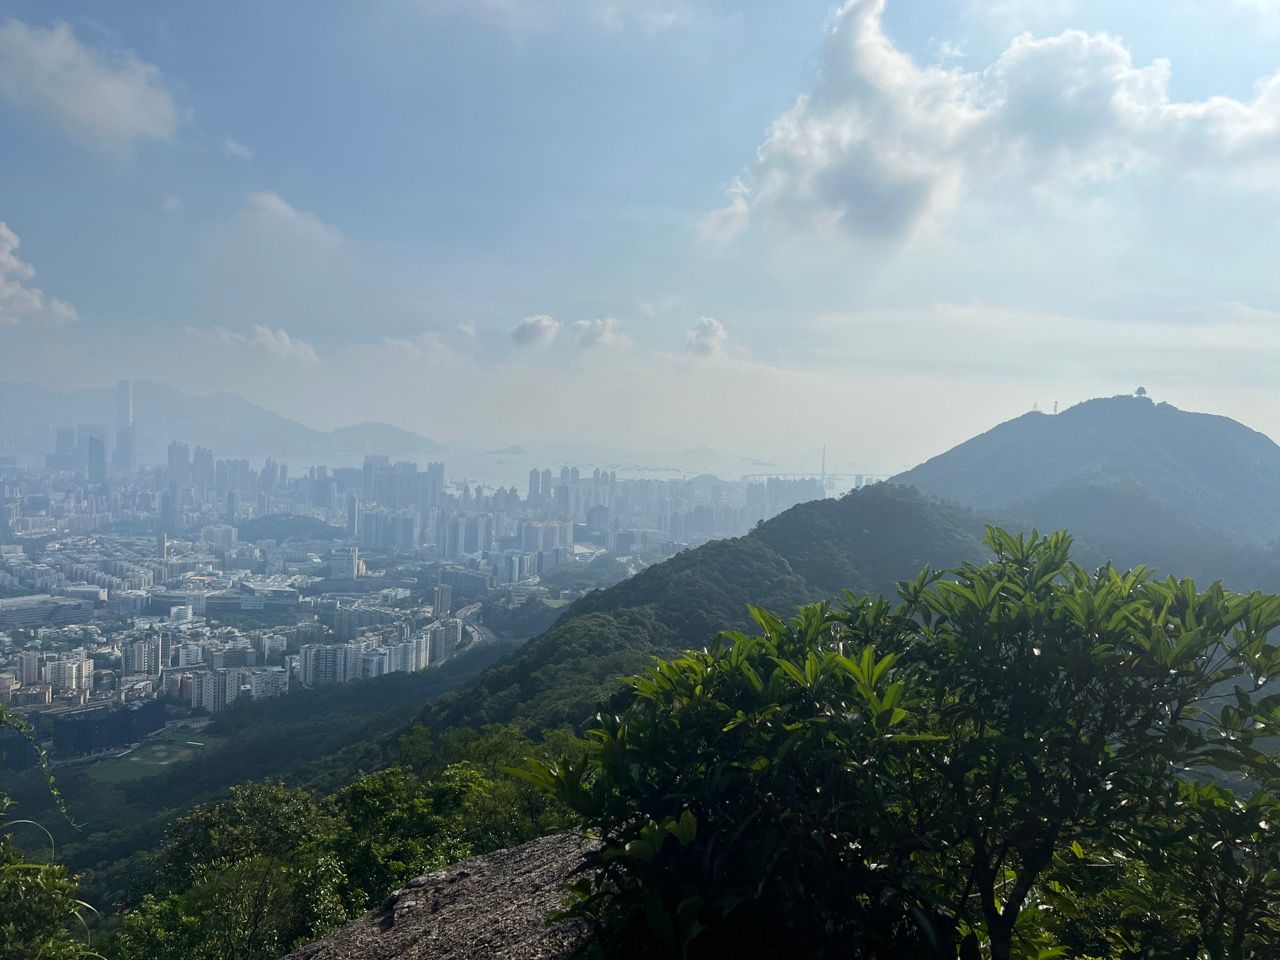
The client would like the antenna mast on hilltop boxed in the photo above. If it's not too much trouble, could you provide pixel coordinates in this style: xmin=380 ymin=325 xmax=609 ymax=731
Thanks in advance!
xmin=821 ymin=445 xmax=826 ymax=489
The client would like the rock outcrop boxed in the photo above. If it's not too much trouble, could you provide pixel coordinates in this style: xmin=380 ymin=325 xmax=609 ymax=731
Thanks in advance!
xmin=284 ymin=833 xmax=592 ymax=960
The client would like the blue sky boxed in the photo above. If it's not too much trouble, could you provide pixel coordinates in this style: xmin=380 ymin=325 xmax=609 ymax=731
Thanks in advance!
xmin=4 ymin=0 xmax=1280 ymax=473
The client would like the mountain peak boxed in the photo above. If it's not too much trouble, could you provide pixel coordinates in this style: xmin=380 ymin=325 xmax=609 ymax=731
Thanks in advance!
xmin=893 ymin=395 xmax=1280 ymax=542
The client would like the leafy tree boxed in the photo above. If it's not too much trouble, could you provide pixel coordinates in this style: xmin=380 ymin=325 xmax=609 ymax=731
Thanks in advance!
xmin=525 ymin=529 xmax=1280 ymax=959
xmin=0 ymin=796 xmax=97 ymax=960
xmin=153 ymin=781 xmax=337 ymax=892
xmin=326 ymin=766 xmax=471 ymax=907
xmin=0 ymin=704 xmax=98 ymax=960
xmin=103 ymin=726 xmax=582 ymax=960
xmin=107 ymin=783 xmax=348 ymax=960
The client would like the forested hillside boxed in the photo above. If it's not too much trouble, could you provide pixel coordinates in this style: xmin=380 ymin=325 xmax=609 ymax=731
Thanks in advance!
xmin=423 ymin=484 xmax=990 ymax=733
xmin=895 ymin=394 xmax=1280 ymax=544
xmin=7 ymin=641 xmax=517 ymax=918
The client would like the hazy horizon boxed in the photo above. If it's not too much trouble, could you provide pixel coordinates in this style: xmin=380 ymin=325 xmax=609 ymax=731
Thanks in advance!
xmin=6 ymin=1 xmax=1280 ymax=468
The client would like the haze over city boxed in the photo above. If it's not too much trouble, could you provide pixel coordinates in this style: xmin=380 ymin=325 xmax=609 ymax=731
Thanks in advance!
xmin=6 ymin=0 xmax=1280 ymax=470
xmin=13 ymin=4 xmax=1280 ymax=959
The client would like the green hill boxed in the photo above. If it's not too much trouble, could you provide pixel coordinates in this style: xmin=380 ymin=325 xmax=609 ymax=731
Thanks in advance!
xmin=424 ymin=484 xmax=990 ymax=733
xmin=894 ymin=395 xmax=1280 ymax=543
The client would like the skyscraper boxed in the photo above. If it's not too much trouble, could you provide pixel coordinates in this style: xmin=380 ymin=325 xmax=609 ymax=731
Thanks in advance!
xmin=426 ymin=462 xmax=445 ymax=510
xmin=192 ymin=446 xmax=215 ymax=492
xmin=347 ymin=493 xmax=360 ymax=538
xmin=115 ymin=380 xmax=133 ymax=429
xmin=113 ymin=380 xmax=137 ymax=475
xmin=113 ymin=425 xmax=136 ymax=475
xmin=86 ymin=436 xmax=107 ymax=485
xmin=434 ymin=583 xmax=453 ymax=617
xmin=167 ymin=441 xmax=191 ymax=487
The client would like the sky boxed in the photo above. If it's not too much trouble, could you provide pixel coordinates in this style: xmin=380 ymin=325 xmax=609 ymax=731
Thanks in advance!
xmin=4 ymin=0 xmax=1280 ymax=475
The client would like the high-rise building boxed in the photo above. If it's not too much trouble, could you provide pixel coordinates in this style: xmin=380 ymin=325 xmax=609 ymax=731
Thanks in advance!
xmin=429 ymin=619 xmax=463 ymax=664
xmin=330 ymin=546 xmax=360 ymax=579
xmin=347 ymin=494 xmax=360 ymax=538
xmin=115 ymin=380 xmax=133 ymax=429
xmin=76 ymin=424 xmax=108 ymax=475
xmin=192 ymin=446 xmax=215 ymax=492
xmin=167 ymin=441 xmax=191 ymax=487
xmin=191 ymin=669 xmax=237 ymax=713
xmin=16 ymin=650 xmax=43 ymax=685
xmin=434 ymin=583 xmax=453 ymax=617
xmin=299 ymin=642 xmax=364 ymax=685
xmin=113 ymin=426 xmax=136 ymax=475
xmin=122 ymin=637 xmax=162 ymax=677
xmin=86 ymin=436 xmax=107 ymax=485
xmin=527 ymin=468 xmax=541 ymax=502
xmin=426 ymin=462 xmax=445 ymax=510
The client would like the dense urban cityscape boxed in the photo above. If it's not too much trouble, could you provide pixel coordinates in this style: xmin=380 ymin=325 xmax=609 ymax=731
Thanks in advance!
xmin=0 ymin=380 xmax=877 ymax=770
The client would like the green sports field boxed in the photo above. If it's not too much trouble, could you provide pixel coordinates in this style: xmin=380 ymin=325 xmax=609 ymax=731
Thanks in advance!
xmin=87 ymin=729 xmax=218 ymax=784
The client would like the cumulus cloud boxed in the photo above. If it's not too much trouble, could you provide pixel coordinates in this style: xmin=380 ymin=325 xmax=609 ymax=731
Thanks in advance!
xmin=511 ymin=314 xmax=560 ymax=346
xmin=570 ymin=317 xmax=627 ymax=349
xmin=223 ymin=137 xmax=254 ymax=160
xmin=710 ymin=0 xmax=1280 ymax=242
xmin=0 ymin=221 xmax=77 ymax=328
xmin=686 ymin=316 xmax=728 ymax=357
xmin=211 ymin=325 xmax=319 ymax=363
xmin=0 ymin=19 xmax=178 ymax=149
xmin=698 ymin=180 xmax=751 ymax=244
xmin=380 ymin=330 xmax=453 ymax=358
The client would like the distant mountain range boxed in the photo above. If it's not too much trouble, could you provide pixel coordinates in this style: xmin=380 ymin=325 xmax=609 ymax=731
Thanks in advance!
xmin=0 ymin=381 xmax=438 ymax=461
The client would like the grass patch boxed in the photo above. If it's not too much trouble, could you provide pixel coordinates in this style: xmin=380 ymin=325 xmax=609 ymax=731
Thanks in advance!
xmin=87 ymin=729 xmax=219 ymax=784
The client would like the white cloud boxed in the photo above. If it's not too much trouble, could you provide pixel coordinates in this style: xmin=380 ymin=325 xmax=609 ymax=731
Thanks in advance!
xmin=223 ymin=137 xmax=254 ymax=160
xmin=511 ymin=313 xmax=560 ymax=346
xmin=380 ymin=330 xmax=454 ymax=358
xmin=697 ymin=179 xmax=750 ymax=244
xmin=711 ymin=0 xmax=1280 ymax=242
xmin=211 ymin=325 xmax=319 ymax=363
xmin=243 ymin=191 xmax=343 ymax=245
xmin=0 ymin=221 xmax=77 ymax=328
xmin=0 ymin=19 xmax=178 ymax=149
xmin=686 ymin=316 xmax=728 ymax=357
xmin=570 ymin=316 xmax=628 ymax=348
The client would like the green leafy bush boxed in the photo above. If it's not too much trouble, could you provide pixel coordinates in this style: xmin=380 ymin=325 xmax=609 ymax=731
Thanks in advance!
xmin=0 ymin=706 xmax=98 ymax=960
xmin=524 ymin=529 xmax=1280 ymax=959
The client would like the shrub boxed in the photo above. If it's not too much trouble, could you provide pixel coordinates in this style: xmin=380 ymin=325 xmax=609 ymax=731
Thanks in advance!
xmin=523 ymin=529 xmax=1280 ymax=959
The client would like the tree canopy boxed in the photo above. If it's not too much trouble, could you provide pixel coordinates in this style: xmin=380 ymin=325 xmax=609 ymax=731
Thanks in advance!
xmin=525 ymin=528 xmax=1280 ymax=959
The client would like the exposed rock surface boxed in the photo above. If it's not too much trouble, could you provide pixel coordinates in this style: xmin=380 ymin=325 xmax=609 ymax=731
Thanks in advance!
xmin=284 ymin=833 xmax=592 ymax=960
